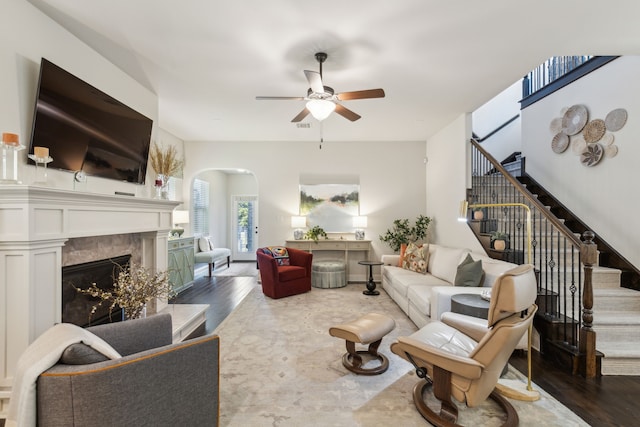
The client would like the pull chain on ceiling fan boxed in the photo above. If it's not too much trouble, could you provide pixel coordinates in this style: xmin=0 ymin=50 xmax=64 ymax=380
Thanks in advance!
xmin=256 ymin=52 xmax=385 ymax=122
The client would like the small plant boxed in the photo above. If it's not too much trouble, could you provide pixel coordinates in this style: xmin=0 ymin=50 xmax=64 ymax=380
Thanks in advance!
xmin=490 ymin=231 xmax=509 ymax=242
xmin=75 ymin=262 xmax=175 ymax=321
xmin=304 ymin=225 xmax=328 ymax=242
xmin=379 ymin=214 xmax=431 ymax=252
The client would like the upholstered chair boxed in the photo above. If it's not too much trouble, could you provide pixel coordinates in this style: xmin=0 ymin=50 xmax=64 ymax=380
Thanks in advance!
xmin=31 ymin=314 xmax=219 ymax=426
xmin=390 ymin=264 xmax=538 ymax=426
xmin=256 ymin=247 xmax=312 ymax=299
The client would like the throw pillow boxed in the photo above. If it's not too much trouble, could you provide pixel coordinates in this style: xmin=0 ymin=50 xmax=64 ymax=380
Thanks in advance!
xmin=261 ymin=246 xmax=291 ymax=266
xmin=60 ymin=343 xmax=110 ymax=365
xmin=397 ymin=243 xmax=408 ymax=267
xmin=454 ymin=253 xmax=484 ymax=287
xmin=198 ymin=237 xmax=211 ymax=252
xmin=401 ymin=242 xmax=429 ymax=274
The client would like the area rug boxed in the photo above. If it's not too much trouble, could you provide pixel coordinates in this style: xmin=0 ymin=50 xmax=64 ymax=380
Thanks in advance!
xmin=200 ymin=261 xmax=258 ymax=277
xmin=214 ymin=284 xmax=589 ymax=427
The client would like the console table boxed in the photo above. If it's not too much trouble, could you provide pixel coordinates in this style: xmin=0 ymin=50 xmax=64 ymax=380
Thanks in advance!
xmin=285 ymin=239 xmax=371 ymax=282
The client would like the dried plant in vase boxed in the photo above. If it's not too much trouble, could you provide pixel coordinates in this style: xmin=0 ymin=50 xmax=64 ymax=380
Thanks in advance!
xmin=76 ymin=262 xmax=175 ymax=321
xmin=149 ymin=142 xmax=184 ymax=185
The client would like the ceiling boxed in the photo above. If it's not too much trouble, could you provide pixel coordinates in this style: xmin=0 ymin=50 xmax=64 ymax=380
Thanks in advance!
xmin=26 ymin=0 xmax=640 ymax=143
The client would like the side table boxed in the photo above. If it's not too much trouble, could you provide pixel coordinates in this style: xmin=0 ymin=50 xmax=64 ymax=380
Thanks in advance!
xmin=358 ymin=260 xmax=383 ymax=296
xmin=450 ymin=293 xmax=490 ymax=319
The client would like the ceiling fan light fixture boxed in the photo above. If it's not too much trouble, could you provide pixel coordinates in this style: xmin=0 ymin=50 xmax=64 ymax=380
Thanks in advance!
xmin=306 ymin=99 xmax=336 ymax=121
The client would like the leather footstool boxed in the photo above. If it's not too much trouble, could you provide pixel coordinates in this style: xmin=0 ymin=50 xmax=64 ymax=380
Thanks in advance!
xmin=329 ymin=312 xmax=396 ymax=375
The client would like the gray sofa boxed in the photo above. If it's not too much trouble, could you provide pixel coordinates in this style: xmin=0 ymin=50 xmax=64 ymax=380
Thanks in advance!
xmin=36 ymin=314 xmax=219 ymax=426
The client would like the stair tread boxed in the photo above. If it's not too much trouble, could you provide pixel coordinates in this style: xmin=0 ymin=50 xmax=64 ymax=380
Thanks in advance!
xmin=597 ymin=342 xmax=640 ymax=357
xmin=593 ymin=312 xmax=640 ymax=324
xmin=594 ymin=287 xmax=640 ymax=297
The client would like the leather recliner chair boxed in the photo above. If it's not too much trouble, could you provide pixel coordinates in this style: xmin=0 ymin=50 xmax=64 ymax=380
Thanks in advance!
xmin=391 ymin=264 xmax=538 ymax=426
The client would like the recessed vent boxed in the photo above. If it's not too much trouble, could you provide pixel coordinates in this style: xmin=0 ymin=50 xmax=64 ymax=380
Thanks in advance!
xmin=296 ymin=123 xmax=311 ymax=128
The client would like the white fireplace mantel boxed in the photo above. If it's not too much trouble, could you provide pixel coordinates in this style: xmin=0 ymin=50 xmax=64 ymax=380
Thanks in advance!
xmin=0 ymin=185 xmax=180 ymax=413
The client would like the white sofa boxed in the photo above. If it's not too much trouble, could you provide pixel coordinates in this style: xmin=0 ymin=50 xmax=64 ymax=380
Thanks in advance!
xmin=381 ymin=243 xmax=517 ymax=328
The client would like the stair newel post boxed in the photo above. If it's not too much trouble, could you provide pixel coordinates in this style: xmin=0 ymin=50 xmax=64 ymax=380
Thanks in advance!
xmin=579 ymin=230 xmax=598 ymax=378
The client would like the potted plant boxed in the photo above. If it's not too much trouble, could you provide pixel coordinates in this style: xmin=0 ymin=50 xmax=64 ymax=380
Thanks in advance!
xmin=379 ymin=215 xmax=432 ymax=252
xmin=304 ymin=225 xmax=328 ymax=242
xmin=490 ymin=231 xmax=510 ymax=251
xmin=149 ymin=142 xmax=184 ymax=199
xmin=473 ymin=207 xmax=485 ymax=220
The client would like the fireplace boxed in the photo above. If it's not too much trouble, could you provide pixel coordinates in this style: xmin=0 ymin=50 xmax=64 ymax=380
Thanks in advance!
xmin=62 ymin=255 xmax=131 ymax=327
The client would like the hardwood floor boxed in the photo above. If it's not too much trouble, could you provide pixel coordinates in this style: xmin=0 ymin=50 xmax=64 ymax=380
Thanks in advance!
xmin=174 ymin=269 xmax=640 ymax=427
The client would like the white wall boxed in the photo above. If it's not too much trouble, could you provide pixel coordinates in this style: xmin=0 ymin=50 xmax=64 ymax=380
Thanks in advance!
xmin=522 ymin=56 xmax=639 ymax=269
xmin=426 ymin=114 xmax=484 ymax=253
xmin=472 ymin=81 xmax=522 ymax=162
xmin=183 ymin=140 xmax=427 ymax=261
xmin=1 ymin=0 xmax=159 ymax=196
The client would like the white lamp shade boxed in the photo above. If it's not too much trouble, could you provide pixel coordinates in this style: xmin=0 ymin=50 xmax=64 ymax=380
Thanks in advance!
xmin=352 ymin=216 xmax=368 ymax=228
xmin=291 ymin=216 xmax=306 ymax=228
xmin=173 ymin=210 xmax=190 ymax=225
xmin=306 ymin=99 xmax=336 ymax=121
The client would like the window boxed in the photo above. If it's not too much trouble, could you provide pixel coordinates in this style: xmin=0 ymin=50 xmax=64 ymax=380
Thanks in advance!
xmin=192 ymin=179 xmax=209 ymax=235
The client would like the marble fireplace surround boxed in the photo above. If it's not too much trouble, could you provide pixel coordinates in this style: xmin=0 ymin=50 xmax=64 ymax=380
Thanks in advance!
xmin=0 ymin=185 xmax=179 ymax=414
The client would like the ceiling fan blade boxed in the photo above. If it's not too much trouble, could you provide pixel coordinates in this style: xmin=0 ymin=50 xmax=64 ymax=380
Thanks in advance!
xmin=304 ymin=70 xmax=324 ymax=94
xmin=256 ymin=96 xmax=305 ymax=100
xmin=334 ymin=104 xmax=361 ymax=121
xmin=291 ymin=108 xmax=310 ymax=122
xmin=336 ymin=88 xmax=386 ymax=101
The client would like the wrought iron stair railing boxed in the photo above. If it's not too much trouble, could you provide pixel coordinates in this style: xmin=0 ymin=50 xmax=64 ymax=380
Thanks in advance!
xmin=467 ymin=138 xmax=598 ymax=377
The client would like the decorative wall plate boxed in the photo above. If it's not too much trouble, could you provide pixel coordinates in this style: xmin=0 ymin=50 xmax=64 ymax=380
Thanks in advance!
xmin=549 ymin=117 xmax=563 ymax=134
xmin=562 ymin=104 xmax=588 ymax=135
xmin=604 ymin=108 xmax=627 ymax=132
xmin=582 ymin=119 xmax=606 ymax=143
xmin=571 ymin=135 xmax=586 ymax=155
xmin=551 ymin=132 xmax=569 ymax=153
xmin=580 ymin=143 xmax=604 ymax=167
xmin=600 ymin=132 xmax=614 ymax=146
xmin=605 ymin=144 xmax=618 ymax=158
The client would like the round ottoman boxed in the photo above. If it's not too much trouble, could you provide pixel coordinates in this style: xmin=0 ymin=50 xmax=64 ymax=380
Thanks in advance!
xmin=311 ymin=260 xmax=346 ymax=288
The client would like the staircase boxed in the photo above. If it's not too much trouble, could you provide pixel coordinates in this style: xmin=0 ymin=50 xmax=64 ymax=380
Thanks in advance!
xmin=468 ymin=143 xmax=640 ymax=376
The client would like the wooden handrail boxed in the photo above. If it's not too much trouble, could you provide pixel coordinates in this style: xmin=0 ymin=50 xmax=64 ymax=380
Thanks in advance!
xmin=472 ymin=114 xmax=520 ymax=142
xmin=471 ymin=138 xmax=581 ymax=247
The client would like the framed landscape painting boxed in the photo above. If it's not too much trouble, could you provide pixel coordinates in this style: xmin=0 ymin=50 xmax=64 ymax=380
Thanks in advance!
xmin=299 ymin=184 xmax=359 ymax=232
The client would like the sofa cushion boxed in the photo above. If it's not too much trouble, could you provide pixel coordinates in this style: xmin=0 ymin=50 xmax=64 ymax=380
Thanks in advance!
xmin=470 ymin=253 xmax=516 ymax=287
xmin=278 ymin=265 xmax=306 ymax=281
xmin=60 ymin=343 xmax=110 ymax=365
xmin=401 ymin=242 xmax=429 ymax=274
xmin=407 ymin=285 xmax=433 ymax=317
xmin=260 ymin=246 xmax=290 ymax=266
xmin=429 ymin=245 xmax=469 ymax=283
xmin=454 ymin=254 xmax=485 ymax=287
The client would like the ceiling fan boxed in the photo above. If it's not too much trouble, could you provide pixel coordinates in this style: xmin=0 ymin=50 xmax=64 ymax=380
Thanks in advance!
xmin=256 ymin=52 xmax=385 ymax=122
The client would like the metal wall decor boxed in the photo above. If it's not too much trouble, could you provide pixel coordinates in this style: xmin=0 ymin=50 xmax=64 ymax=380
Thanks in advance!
xmin=549 ymin=105 xmax=627 ymax=167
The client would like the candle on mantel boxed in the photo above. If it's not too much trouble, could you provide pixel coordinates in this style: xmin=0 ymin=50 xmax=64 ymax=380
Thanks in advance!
xmin=34 ymin=146 xmax=49 ymax=159
xmin=2 ymin=132 xmax=19 ymax=146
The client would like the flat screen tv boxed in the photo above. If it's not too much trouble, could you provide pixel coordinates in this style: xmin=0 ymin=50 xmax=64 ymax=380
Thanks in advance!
xmin=29 ymin=58 xmax=153 ymax=184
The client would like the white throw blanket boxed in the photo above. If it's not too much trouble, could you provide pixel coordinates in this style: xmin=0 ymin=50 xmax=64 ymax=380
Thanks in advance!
xmin=6 ymin=323 xmax=121 ymax=427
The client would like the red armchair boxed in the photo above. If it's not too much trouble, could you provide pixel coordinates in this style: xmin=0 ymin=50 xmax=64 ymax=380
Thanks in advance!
xmin=256 ymin=247 xmax=312 ymax=299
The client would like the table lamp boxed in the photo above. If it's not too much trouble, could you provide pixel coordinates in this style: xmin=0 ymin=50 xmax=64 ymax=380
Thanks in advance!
xmin=353 ymin=216 xmax=368 ymax=240
xmin=291 ymin=216 xmax=306 ymax=240
xmin=172 ymin=210 xmax=190 ymax=237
